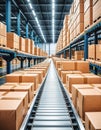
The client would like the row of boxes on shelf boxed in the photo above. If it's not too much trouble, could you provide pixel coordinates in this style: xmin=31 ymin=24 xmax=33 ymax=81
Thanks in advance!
xmin=0 ymin=22 xmax=48 ymax=56
xmin=88 ymin=41 xmax=101 ymax=61
xmin=53 ymin=57 xmax=101 ymax=130
xmin=0 ymin=59 xmax=50 ymax=130
xmin=56 ymin=0 xmax=101 ymax=53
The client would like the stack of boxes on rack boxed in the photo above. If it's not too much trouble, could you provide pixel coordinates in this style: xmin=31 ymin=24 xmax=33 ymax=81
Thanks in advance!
xmin=53 ymin=57 xmax=101 ymax=130
xmin=56 ymin=0 xmax=101 ymax=62
xmin=0 ymin=59 xmax=50 ymax=130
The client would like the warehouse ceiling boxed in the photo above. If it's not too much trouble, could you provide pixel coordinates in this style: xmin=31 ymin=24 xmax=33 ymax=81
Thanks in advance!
xmin=0 ymin=0 xmax=73 ymax=44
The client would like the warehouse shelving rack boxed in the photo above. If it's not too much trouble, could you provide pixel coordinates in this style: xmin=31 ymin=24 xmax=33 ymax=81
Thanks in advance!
xmin=0 ymin=0 xmax=47 ymax=75
xmin=0 ymin=47 xmax=46 ymax=74
xmin=56 ymin=21 xmax=101 ymax=75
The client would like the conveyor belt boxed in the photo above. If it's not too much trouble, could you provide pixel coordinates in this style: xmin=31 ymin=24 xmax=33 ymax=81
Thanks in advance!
xmin=20 ymin=60 xmax=85 ymax=130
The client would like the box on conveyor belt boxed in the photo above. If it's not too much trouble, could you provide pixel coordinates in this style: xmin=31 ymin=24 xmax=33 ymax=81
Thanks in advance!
xmin=30 ymin=68 xmax=46 ymax=77
xmin=23 ymin=71 xmax=43 ymax=84
xmin=67 ymin=74 xmax=101 ymax=93
xmin=61 ymin=71 xmax=82 ymax=84
xmin=72 ymin=84 xmax=94 ymax=108
xmin=21 ymin=74 xmax=38 ymax=91
xmin=61 ymin=61 xmax=76 ymax=71
xmin=6 ymin=73 xmax=22 ymax=83
xmin=77 ymin=88 xmax=101 ymax=120
xmin=0 ymin=83 xmax=34 ymax=103
xmin=0 ymin=99 xmax=24 ymax=130
xmin=67 ymin=74 xmax=85 ymax=93
xmin=85 ymin=112 xmax=101 ymax=130
xmin=0 ymin=22 xmax=6 ymax=37
xmin=75 ymin=61 xmax=89 ymax=73
xmin=7 ymin=32 xmax=19 ymax=50
xmin=19 ymin=37 xmax=25 ymax=52
xmin=1 ymin=91 xmax=28 ymax=115
xmin=55 ymin=61 xmax=62 ymax=69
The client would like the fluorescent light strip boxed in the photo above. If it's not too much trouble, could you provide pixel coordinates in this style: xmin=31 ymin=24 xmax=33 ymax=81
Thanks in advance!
xmin=27 ymin=0 xmax=46 ymax=43
xmin=52 ymin=0 xmax=55 ymax=43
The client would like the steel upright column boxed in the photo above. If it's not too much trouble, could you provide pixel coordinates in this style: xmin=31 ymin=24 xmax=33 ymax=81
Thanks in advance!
xmin=26 ymin=22 xmax=29 ymax=38
xmin=6 ymin=0 xmax=11 ymax=32
xmin=17 ymin=10 xmax=21 ymax=36
xmin=84 ymin=33 xmax=88 ymax=61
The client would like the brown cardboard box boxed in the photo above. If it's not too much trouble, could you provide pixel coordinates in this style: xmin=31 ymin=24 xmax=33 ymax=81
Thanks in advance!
xmin=19 ymin=37 xmax=25 ymax=52
xmin=61 ymin=61 xmax=76 ymax=71
xmin=2 ymin=83 xmax=34 ymax=103
xmin=75 ymin=61 xmax=89 ymax=73
xmin=72 ymin=84 xmax=94 ymax=108
xmin=12 ymin=84 xmax=33 ymax=103
xmin=21 ymin=74 xmax=38 ymax=91
xmin=0 ymin=99 xmax=24 ymax=130
xmin=0 ymin=22 xmax=6 ymax=36
xmin=24 ymin=71 xmax=43 ymax=84
xmin=7 ymin=33 xmax=19 ymax=49
xmin=0 ymin=35 xmax=6 ymax=46
xmin=93 ymin=0 xmax=101 ymax=22
xmin=25 ymin=38 xmax=30 ymax=53
xmin=30 ymin=68 xmax=46 ymax=77
xmin=61 ymin=71 xmax=81 ymax=84
xmin=88 ymin=44 xmax=96 ymax=59
xmin=85 ymin=112 xmax=101 ymax=130
xmin=34 ymin=47 xmax=38 ymax=55
xmin=84 ymin=7 xmax=93 ymax=29
xmin=96 ymin=44 xmax=101 ymax=61
xmin=1 ymin=92 xmax=28 ymax=115
xmin=6 ymin=74 xmax=22 ymax=83
xmin=30 ymin=40 xmax=34 ymax=54
xmin=77 ymin=88 xmax=101 ymax=120
xmin=67 ymin=74 xmax=84 ymax=93
xmin=0 ymin=91 xmax=7 ymax=97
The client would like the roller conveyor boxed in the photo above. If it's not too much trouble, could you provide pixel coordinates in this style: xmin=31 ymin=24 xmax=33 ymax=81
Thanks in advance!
xmin=20 ymin=60 xmax=85 ymax=130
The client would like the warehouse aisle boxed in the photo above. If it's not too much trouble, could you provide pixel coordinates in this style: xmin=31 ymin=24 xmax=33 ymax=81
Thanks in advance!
xmin=31 ymin=60 xmax=73 ymax=130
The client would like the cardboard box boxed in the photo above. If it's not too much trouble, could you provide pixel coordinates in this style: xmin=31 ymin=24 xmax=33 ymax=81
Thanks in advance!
xmin=25 ymin=39 xmax=30 ymax=53
xmin=1 ymin=91 xmax=28 ymax=115
xmin=0 ymin=99 xmax=24 ymax=130
xmin=30 ymin=68 xmax=46 ymax=77
xmin=72 ymin=84 xmax=94 ymax=108
xmin=0 ymin=92 xmax=7 ymax=97
xmin=6 ymin=74 xmax=22 ymax=83
xmin=21 ymin=74 xmax=38 ymax=91
xmin=7 ymin=33 xmax=19 ymax=49
xmin=85 ymin=112 xmax=101 ymax=130
xmin=30 ymin=40 xmax=34 ymax=54
xmin=0 ymin=22 xmax=6 ymax=37
xmin=77 ymin=88 xmax=101 ymax=120
xmin=61 ymin=61 xmax=76 ymax=71
xmin=61 ymin=71 xmax=81 ymax=84
xmin=75 ymin=61 xmax=89 ymax=73
xmin=34 ymin=47 xmax=38 ymax=55
xmin=0 ymin=35 xmax=6 ymax=46
xmin=88 ymin=44 xmax=96 ymax=59
xmin=19 ymin=37 xmax=25 ymax=52
xmin=67 ymin=74 xmax=85 ymax=93
xmin=93 ymin=0 xmax=101 ymax=22
xmin=96 ymin=44 xmax=101 ymax=61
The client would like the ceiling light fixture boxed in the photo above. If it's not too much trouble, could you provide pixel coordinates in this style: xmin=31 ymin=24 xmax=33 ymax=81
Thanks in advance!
xmin=52 ymin=0 xmax=55 ymax=43
xmin=27 ymin=0 xmax=46 ymax=43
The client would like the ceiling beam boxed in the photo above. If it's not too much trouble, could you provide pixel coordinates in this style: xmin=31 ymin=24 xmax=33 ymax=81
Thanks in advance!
xmin=24 ymin=12 xmax=69 ymax=15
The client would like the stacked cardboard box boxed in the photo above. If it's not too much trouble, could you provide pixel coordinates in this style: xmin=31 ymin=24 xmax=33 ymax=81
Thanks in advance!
xmin=93 ymin=0 xmax=101 ymax=23
xmin=7 ymin=32 xmax=19 ymax=50
xmin=96 ymin=41 xmax=101 ymax=61
xmin=30 ymin=40 xmax=35 ymax=55
xmin=84 ymin=0 xmax=93 ymax=29
xmin=0 ymin=22 xmax=6 ymax=47
xmin=25 ymin=38 xmax=30 ymax=53
xmin=63 ymin=15 xmax=69 ymax=47
xmin=19 ymin=37 xmax=25 ymax=52
xmin=74 ymin=50 xmax=84 ymax=60
xmin=85 ymin=112 xmax=101 ymax=130
xmin=88 ymin=44 xmax=96 ymax=59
